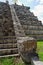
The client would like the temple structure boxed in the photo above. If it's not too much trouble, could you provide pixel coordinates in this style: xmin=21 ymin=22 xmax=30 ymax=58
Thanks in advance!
xmin=0 ymin=1 xmax=42 ymax=57
xmin=0 ymin=2 xmax=35 ymax=57
xmin=14 ymin=4 xmax=43 ymax=40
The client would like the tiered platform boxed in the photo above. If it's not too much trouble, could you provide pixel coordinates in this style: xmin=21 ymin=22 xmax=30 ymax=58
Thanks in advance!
xmin=14 ymin=4 xmax=43 ymax=40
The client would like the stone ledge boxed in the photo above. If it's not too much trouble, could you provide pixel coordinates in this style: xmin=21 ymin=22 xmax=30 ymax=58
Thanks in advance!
xmin=31 ymin=58 xmax=43 ymax=65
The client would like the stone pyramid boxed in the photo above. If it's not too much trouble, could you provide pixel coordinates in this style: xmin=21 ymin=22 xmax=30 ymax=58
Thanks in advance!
xmin=0 ymin=2 xmax=37 ymax=57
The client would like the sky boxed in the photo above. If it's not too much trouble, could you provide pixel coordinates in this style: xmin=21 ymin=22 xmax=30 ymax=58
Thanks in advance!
xmin=0 ymin=0 xmax=43 ymax=24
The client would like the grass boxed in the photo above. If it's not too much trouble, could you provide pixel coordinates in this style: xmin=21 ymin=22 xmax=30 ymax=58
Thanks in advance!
xmin=0 ymin=57 xmax=15 ymax=65
xmin=0 ymin=56 xmax=31 ymax=65
xmin=37 ymin=41 xmax=43 ymax=61
xmin=0 ymin=57 xmax=29 ymax=65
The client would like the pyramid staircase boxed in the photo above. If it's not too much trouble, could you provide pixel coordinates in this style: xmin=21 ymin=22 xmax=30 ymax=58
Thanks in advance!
xmin=10 ymin=5 xmax=26 ymax=38
xmin=10 ymin=5 xmax=27 ymax=54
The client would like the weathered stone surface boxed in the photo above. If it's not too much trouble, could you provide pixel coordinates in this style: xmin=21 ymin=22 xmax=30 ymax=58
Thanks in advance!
xmin=0 ymin=2 xmax=18 ymax=56
xmin=10 ymin=5 xmax=37 ymax=62
xmin=14 ymin=4 xmax=43 ymax=40
xmin=0 ymin=2 xmax=37 ymax=59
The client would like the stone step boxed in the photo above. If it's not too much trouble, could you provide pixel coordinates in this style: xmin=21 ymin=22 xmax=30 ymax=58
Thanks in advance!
xmin=0 ymin=48 xmax=18 ymax=51
xmin=16 ymin=33 xmax=25 ymax=37
xmin=28 ymin=35 xmax=43 ymax=40
xmin=0 ymin=39 xmax=17 ymax=43
xmin=0 ymin=43 xmax=17 ymax=49
xmin=15 ymin=29 xmax=25 ymax=32
xmin=25 ymin=30 xmax=43 ymax=35
xmin=0 ymin=54 xmax=19 ymax=57
xmin=22 ymin=25 xmax=43 ymax=30
xmin=0 ymin=36 xmax=16 ymax=38
xmin=0 ymin=48 xmax=18 ymax=55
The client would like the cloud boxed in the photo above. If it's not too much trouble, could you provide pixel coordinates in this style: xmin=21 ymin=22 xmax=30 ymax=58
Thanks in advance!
xmin=32 ymin=5 xmax=43 ymax=16
xmin=16 ymin=0 xmax=22 ymax=5
xmin=31 ymin=0 xmax=43 ymax=24
xmin=40 ymin=0 xmax=43 ymax=4
xmin=0 ymin=0 xmax=5 ymax=2
xmin=26 ymin=0 xmax=39 ymax=3
xmin=26 ymin=0 xmax=33 ymax=3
